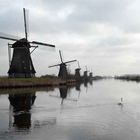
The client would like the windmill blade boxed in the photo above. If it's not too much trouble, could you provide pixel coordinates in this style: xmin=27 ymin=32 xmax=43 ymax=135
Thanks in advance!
xmin=78 ymin=61 xmax=80 ymax=68
xmin=85 ymin=66 xmax=88 ymax=71
xmin=48 ymin=63 xmax=61 ymax=68
xmin=85 ymin=66 xmax=90 ymax=72
xmin=23 ymin=8 xmax=28 ymax=40
xmin=49 ymin=60 xmax=76 ymax=68
xmin=31 ymin=41 xmax=55 ymax=47
xmin=0 ymin=36 xmax=18 ymax=41
xmin=65 ymin=60 xmax=77 ymax=64
xmin=0 ymin=32 xmax=20 ymax=41
xmin=59 ymin=50 xmax=63 ymax=63
xmin=8 ymin=43 xmax=12 ymax=67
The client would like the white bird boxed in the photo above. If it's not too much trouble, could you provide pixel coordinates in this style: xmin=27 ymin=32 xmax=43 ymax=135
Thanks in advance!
xmin=117 ymin=98 xmax=123 ymax=105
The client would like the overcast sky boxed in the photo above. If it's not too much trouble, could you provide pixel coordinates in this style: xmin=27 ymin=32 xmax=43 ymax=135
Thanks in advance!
xmin=0 ymin=0 xmax=140 ymax=76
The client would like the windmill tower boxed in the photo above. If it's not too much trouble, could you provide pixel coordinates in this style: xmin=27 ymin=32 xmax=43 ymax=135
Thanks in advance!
xmin=0 ymin=8 xmax=55 ymax=78
xmin=49 ymin=50 xmax=76 ymax=80
xmin=89 ymin=72 xmax=93 ymax=79
xmin=75 ymin=61 xmax=81 ymax=81
xmin=83 ymin=66 xmax=89 ymax=81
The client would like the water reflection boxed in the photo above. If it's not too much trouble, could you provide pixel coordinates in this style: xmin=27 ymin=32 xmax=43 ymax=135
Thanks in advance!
xmin=84 ymin=80 xmax=88 ymax=88
xmin=1 ymin=79 xmax=140 ymax=140
xmin=0 ymin=80 xmax=97 ymax=139
xmin=89 ymin=79 xmax=93 ymax=85
xmin=48 ymin=81 xmax=84 ymax=106
xmin=50 ymin=85 xmax=79 ymax=105
xmin=75 ymin=82 xmax=81 ymax=91
xmin=59 ymin=86 xmax=68 ymax=105
xmin=8 ymin=92 xmax=36 ymax=130
xmin=7 ymin=83 xmax=84 ymax=130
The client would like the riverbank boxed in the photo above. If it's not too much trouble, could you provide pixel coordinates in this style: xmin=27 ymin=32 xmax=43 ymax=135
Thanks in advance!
xmin=115 ymin=75 xmax=140 ymax=82
xmin=0 ymin=77 xmax=76 ymax=89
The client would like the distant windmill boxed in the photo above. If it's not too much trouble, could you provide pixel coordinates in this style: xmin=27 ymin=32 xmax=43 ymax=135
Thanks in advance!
xmin=89 ymin=71 xmax=93 ymax=80
xmin=48 ymin=50 xmax=76 ymax=80
xmin=0 ymin=8 xmax=55 ymax=78
xmin=89 ymin=72 xmax=93 ymax=78
xmin=83 ymin=66 xmax=89 ymax=81
xmin=75 ymin=61 xmax=81 ymax=81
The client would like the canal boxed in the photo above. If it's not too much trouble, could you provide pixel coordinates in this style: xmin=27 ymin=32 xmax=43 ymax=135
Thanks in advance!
xmin=0 ymin=79 xmax=140 ymax=140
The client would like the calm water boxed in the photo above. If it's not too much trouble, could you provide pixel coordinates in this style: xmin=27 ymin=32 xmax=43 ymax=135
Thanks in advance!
xmin=0 ymin=79 xmax=140 ymax=140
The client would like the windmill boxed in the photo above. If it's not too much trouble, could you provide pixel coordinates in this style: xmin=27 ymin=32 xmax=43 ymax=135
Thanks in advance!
xmin=75 ymin=61 xmax=81 ymax=81
xmin=0 ymin=8 xmax=55 ymax=78
xmin=48 ymin=50 xmax=76 ymax=80
xmin=88 ymin=69 xmax=93 ymax=85
xmin=89 ymin=70 xmax=93 ymax=80
xmin=83 ymin=66 xmax=89 ymax=81
xmin=89 ymin=72 xmax=93 ymax=78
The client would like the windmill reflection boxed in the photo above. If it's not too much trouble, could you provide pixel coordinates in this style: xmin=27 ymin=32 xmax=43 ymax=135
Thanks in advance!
xmin=59 ymin=86 xmax=68 ymax=105
xmin=60 ymin=85 xmax=82 ymax=105
xmin=49 ymin=85 xmax=80 ymax=105
xmin=89 ymin=79 xmax=93 ymax=85
xmin=8 ymin=91 xmax=36 ymax=130
xmin=49 ymin=86 xmax=69 ymax=105
xmin=84 ymin=80 xmax=88 ymax=88
xmin=75 ymin=82 xmax=81 ymax=91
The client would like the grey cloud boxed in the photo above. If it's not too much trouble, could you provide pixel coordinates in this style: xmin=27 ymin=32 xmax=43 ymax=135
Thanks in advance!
xmin=1 ymin=0 xmax=140 ymax=76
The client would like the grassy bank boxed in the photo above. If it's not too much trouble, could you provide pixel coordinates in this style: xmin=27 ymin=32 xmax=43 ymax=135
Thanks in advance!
xmin=0 ymin=77 xmax=67 ymax=89
xmin=0 ymin=86 xmax=55 ymax=95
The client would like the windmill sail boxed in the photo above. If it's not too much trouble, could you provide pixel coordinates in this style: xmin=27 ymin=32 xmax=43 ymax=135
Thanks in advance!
xmin=48 ymin=63 xmax=61 ymax=68
xmin=49 ymin=60 xmax=77 ymax=68
xmin=65 ymin=60 xmax=77 ymax=64
xmin=31 ymin=41 xmax=55 ymax=47
xmin=23 ymin=8 xmax=28 ymax=40
xmin=0 ymin=36 xmax=18 ymax=41
xmin=59 ymin=50 xmax=63 ymax=63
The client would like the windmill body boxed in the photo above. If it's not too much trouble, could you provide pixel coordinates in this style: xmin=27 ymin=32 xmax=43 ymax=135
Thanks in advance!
xmin=58 ymin=63 xmax=68 ymax=79
xmin=89 ymin=72 xmax=93 ymax=79
xmin=83 ymin=66 xmax=91 ymax=82
xmin=83 ymin=71 xmax=88 ymax=80
xmin=0 ymin=8 xmax=55 ymax=78
xmin=75 ymin=61 xmax=81 ymax=81
xmin=8 ymin=38 xmax=36 ymax=78
xmin=75 ymin=68 xmax=81 ymax=80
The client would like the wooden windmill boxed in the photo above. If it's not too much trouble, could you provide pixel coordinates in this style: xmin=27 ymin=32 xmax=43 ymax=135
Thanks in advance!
xmin=88 ymin=70 xmax=93 ymax=85
xmin=0 ymin=8 xmax=55 ymax=78
xmin=83 ymin=66 xmax=89 ymax=81
xmin=89 ymin=71 xmax=93 ymax=80
xmin=75 ymin=61 xmax=81 ymax=81
xmin=49 ymin=50 xmax=76 ymax=80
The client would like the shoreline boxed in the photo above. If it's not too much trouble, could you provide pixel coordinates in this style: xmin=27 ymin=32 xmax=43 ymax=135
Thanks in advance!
xmin=0 ymin=77 xmax=77 ymax=89
xmin=115 ymin=75 xmax=140 ymax=82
